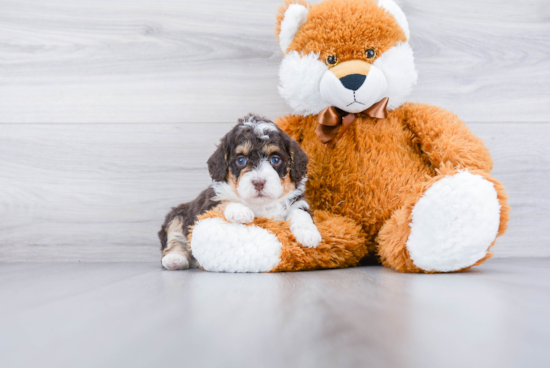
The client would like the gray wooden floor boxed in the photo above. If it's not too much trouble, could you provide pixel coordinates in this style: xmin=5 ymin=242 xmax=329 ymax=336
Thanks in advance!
xmin=1 ymin=259 xmax=549 ymax=368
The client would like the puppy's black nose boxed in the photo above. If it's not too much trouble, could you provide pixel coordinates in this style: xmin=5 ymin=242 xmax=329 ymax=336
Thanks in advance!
xmin=339 ymin=74 xmax=367 ymax=91
xmin=252 ymin=179 xmax=266 ymax=191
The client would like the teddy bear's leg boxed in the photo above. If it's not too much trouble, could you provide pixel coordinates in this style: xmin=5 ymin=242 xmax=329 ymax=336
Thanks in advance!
xmin=190 ymin=209 xmax=367 ymax=272
xmin=191 ymin=217 xmax=284 ymax=273
xmin=377 ymin=168 xmax=509 ymax=273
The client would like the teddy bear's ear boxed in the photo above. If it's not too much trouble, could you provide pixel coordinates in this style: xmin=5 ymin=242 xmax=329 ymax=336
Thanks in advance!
xmin=377 ymin=0 xmax=411 ymax=40
xmin=275 ymin=0 xmax=311 ymax=53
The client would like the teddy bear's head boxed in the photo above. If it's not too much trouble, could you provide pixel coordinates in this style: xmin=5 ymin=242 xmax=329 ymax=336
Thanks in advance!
xmin=276 ymin=0 xmax=417 ymax=116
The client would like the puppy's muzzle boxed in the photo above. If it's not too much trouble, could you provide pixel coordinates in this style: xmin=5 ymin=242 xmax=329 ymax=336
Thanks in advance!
xmin=252 ymin=179 xmax=266 ymax=191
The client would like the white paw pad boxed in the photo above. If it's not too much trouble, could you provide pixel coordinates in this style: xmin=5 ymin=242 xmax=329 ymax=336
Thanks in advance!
xmin=407 ymin=171 xmax=501 ymax=272
xmin=292 ymin=225 xmax=322 ymax=248
xmin=162 ymin=253 xmax=190 ymax=270
xmin=224 ymin=203 xmax=255 ymax=224
xmin=191 ymin=218 xmax=282 ymax=273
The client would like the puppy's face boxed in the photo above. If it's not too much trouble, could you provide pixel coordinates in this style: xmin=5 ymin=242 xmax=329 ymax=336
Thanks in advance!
xmin=208 ymin=115 xmax=308 ymax=205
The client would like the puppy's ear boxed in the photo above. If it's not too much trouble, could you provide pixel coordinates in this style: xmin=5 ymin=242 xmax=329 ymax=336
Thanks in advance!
xmin=207 ymin=142 xmax=229 ymax=182
xmin=288 ymin=138 xmax=308 ymax=185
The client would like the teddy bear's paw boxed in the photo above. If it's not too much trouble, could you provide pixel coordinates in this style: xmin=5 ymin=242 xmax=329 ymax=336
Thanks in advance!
xmin=161 ymin=253 xmax=190 ymax=271
xmin=191 ymin=217 xmax=282 ymax=273
xmin=224 ymin=203 xmax=255 ymax=224
xmin=291 ymin=225 xmax=322 ymax=248
xmin=406 ymin=171 xmax=501 ymax=272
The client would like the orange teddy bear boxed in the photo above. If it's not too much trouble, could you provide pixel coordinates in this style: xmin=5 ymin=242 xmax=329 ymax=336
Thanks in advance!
xmin=190 ymin=0 xmax=509 ymax=273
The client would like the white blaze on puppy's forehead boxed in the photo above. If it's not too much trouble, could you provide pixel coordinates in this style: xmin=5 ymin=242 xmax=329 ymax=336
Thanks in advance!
xmin=377 ymin=0 xmax=410 ymax=40
xmin=241 ymin=116 xmax=278 ymax=140
xmin=279 ymin=4 xmax=309 ymax=53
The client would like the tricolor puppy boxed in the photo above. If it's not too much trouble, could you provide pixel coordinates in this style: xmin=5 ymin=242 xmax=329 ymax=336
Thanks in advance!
xmin=159 ymin=114 xmax=322 ymax=270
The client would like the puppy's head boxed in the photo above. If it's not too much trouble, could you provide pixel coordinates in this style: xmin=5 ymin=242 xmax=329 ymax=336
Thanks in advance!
xmin=208 ymin=114 xmax=308 ymax=205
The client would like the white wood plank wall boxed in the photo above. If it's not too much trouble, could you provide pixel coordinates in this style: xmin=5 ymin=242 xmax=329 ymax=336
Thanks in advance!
xmin=0 ymin=0 xmax=549 ymax=261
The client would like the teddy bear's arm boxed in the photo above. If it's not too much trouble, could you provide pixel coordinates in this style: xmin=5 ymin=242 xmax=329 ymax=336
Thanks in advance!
xmin=275 ymin=114 xmax=305 ymax=143
xmin=399 ymin=103 xmax=493 ymax=172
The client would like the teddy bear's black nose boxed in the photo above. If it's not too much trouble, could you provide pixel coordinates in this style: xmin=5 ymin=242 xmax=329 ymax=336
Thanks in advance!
xmin=339 ymin=74 xmax=367 ymax=91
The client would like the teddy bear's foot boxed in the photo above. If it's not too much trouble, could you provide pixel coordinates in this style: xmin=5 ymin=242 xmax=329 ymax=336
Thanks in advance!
xmin=378 ymin=170 xmax=509 ymax=273
xmin=191 ymin=217 xmax=283 ymax=273
xmin=407 ymin=171 xmax=501 ymax=272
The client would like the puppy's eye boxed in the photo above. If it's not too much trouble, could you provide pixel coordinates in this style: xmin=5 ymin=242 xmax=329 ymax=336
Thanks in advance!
xmin=236 ymin=157 xmax=247 ymax=167
xmin=365 ymin=48 xmax=376 ymax=59
xmin=326 ymin=55 xmax=338 ymax=67
xmin=270 ymin=156 xmax=281 ymax=166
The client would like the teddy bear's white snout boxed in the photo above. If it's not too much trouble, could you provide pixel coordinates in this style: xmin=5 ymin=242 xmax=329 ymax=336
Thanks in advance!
xmin=319 ymin=64 xmax=388 ymax=114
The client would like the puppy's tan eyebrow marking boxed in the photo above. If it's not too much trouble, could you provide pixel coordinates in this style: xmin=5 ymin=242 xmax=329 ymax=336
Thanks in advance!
xmin=263 ymin=144 xmax=281 ymax=155
xmin=235 ymin=141 xmax=252 ymax=155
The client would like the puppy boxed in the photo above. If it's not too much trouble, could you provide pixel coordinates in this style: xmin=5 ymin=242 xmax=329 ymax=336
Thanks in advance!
xmin=159 ymin=114 xmax=322 ymax=270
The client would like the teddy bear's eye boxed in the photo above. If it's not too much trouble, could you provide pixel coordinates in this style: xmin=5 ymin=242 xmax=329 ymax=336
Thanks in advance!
xmin=326 ymin=55 xmax=338 ymax=67
xmin=365 ymin=49 xmax=376 ymax=59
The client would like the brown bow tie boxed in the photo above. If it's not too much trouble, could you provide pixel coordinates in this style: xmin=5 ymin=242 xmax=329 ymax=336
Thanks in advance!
xmin=315 ymin=97 xmax=389 ymax=144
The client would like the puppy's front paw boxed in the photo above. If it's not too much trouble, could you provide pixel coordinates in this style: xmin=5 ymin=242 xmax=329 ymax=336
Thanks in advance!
xmin=224 ymin=203 xmax=255 ymax=224
xmin=292 ymin=225 xmax=322 ymax=248
xmin=162 ymin=253 xmax=190 ymax=270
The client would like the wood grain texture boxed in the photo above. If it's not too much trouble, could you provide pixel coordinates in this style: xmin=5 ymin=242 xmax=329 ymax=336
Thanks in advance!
xmin=1 ymin=259 xmax=549 ymax=368
xmin=0 ymin=122 xmax=548 ymax=261
xmin=0 ymin=123 xmax=221 ymax=261
xmin=0 ymin=0 xmax=548 ymax=260
xmin=0 ymin=0 xmax=549 ymax=123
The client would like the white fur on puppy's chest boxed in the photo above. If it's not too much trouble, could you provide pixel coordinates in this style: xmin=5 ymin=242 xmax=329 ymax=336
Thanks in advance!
xmin=406 ymin=171 xmax=501 ymax=272
xmin=191 ymin=218 xmax=283 ymax=273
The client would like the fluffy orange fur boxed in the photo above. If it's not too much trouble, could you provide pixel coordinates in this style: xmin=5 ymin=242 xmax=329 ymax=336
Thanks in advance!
xmin=376 ymin=163 xmax=510 ymax=273
xmin=276 ymin=0 xmax=406 ymax=63
xmin=276 ymin=0 xmax=312 ymax=39
xmin=276 ymin=103 xmax=510 ymax=273
xmin=190 ymin=207 xmax=367 ymax=272
xmin=270 ymin=0 xmax=510 ymax=273
xmin=189 ymin=0 xmax=509 ymax=273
